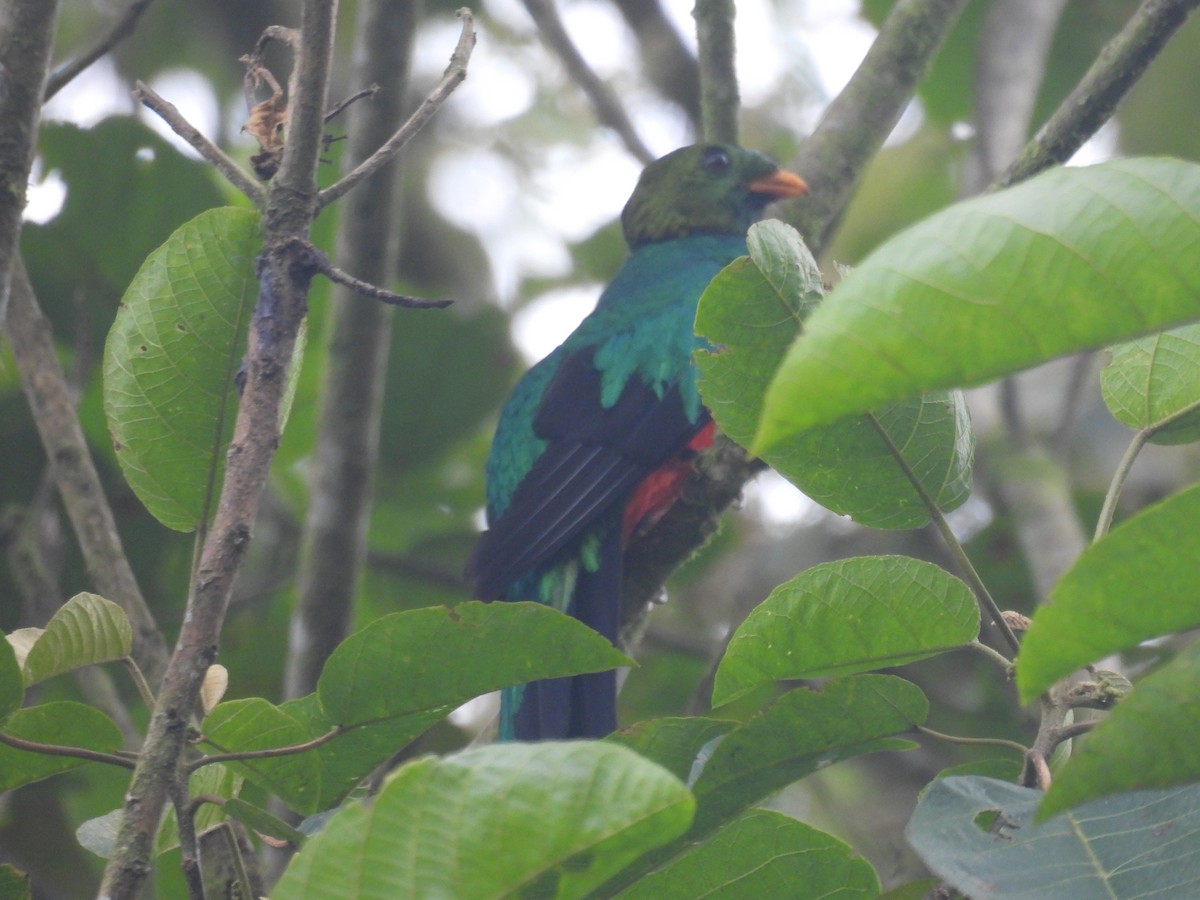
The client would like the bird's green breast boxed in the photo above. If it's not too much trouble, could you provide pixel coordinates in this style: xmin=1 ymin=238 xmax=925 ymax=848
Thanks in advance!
xmin=485 ymin=233 xmax=748 ymax=519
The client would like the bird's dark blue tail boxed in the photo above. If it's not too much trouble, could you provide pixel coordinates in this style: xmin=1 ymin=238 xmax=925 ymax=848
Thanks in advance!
xmin=500 ymin=526 xmax=623 ymax=740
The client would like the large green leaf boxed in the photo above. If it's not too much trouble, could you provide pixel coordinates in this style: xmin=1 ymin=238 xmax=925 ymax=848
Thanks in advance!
xmin=317 ymin=601 xmax=629 ymax=726
xmin=713 ymin=556 xmax=979 ymax=706
xmin=756 ymin=159 xmax=1200 ymax=452
xmin=1041 ymin=642 xmax=1200 ymax=818
xmin=609 ymin=717 xmax=737 ymax=785
xmin=103 ymin=206 xmax=260 ymax=531
xmin=690 ymin=675 xmax=927 ymax=836
xmin=1101 ymin=321 xmax=1200 ymax=444
xmin=20 ymin=593 xmax=132 ymax=686
xmin=0 ymin=702 xmax=122 ymax=792
xmin=907 ymin=777 xmax=1200 ymax=898
xmin=696 ymin=221 xmax=973 ymax=529
xmin=0 ymin=864 xmax=30 ymax=900
xmin=0 ymin=635 xmax=22 ymax=723
xmin=1017 ymin=483 xmax=1200 ymax=701
xmin=273 ymin=742 xmax=694 ymax=899
xmin=201 ymin=698 xmax=323 ymax=814
xmin=614 ymin=809 xmax=879 ymax=899
xmin=200 ymin=602 xmax=629 ymax=813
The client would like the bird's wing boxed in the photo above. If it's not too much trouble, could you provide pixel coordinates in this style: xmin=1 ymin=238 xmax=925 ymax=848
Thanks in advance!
xmin=468 ymin=345 xmax=708 ymax=601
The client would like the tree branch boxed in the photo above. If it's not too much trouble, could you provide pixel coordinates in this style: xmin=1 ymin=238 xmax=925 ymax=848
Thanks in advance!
xmin=1001 ymin=0 xmax=1200 ymax=187
xmin=4 ymin=260 xmax=169 ymax=683
xmin=100 ymin=1 xmax=341 ymax=895
xmin=132 ymin=81 xmax=266 ymax=207
xmin=319 ymin=9 xmax=476 ymax=208
xmin=0 ymin=0 xmax=60 ymax=322
xmin=191 ymin=726 xmax=344 ymax=771
xmin=521 ymin=0 xmax=653 ymax=163
xmin=284 ymin=0 xmax=418 ymax=702
xmin=694 ymin=0 xmax=739 ymax=144
xmin=44 ymin=0 xmax=156 ymax=101
xmin=0 ymin=728 xmax=136 ymax=770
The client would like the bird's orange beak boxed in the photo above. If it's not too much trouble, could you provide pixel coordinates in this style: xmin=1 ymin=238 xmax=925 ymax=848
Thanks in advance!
xmin=747 ymin=169 xmax=808 ymax=199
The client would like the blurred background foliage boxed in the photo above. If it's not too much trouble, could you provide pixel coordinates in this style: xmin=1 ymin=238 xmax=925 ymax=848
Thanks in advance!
xmin=3 ymin=0 xmax=1199 ymax=893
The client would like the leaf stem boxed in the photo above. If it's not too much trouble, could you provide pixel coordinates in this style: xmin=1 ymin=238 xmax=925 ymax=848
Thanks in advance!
xmin=867 ymin=413 xmax=1021 ymax=656
xmin=917 ymin=725 xmax=1028 ymax=755
xmin=968 ymin=639 xmax=1015 ymax=672
xmin=123 ymin=656 xmax=157 ymax=711
xmin=0 ymin=728 xmax=136 ymax=770
xmin=1094 ymin=429 xmax=1149 ymax=541
xmin=189 ymin=725 xmax=344 ymax=772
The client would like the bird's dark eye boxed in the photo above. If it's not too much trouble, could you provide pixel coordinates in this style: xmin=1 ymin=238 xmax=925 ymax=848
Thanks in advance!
xmin=701 ymin=145 xmax=731 ymax=174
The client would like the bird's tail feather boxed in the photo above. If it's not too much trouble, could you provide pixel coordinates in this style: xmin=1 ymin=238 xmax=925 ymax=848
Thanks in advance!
xmin=500 ymin=525 xmax=622 ymax=740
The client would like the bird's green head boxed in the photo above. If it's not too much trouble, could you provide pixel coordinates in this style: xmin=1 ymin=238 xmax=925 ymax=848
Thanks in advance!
xmin=620 ymin=143 xmax=807 ymax=249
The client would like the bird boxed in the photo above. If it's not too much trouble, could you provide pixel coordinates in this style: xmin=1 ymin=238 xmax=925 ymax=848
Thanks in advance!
xmin=468 ymin=143 xmax=807 ymax=740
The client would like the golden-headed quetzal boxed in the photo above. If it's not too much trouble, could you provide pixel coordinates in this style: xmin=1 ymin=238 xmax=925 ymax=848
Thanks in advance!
xmin=468 ymin=143 xmax=807 ymax=740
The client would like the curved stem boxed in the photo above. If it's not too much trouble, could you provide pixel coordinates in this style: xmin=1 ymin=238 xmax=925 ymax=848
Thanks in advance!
xmin=867 ymin=413 xmax=1021 ymax=656
xmin=189 ymin=726 xmax=344 ymax=772
xmin=0 ymin=728 xmax=136 ymax=770
xmin=917 ymin=725 xmax=1028 ymax=755
xmin=1094 ymin=429 xmax=1149 ymax=541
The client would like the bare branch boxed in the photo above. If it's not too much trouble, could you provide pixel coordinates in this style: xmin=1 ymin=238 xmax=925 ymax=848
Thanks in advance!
xmin=44 ymin=0 xmax=156 ymax=101
xmin=4 ymin=261 xmax=169 ymax=681
xmin=320 ymin=9 xmax=476 ymax=208
xmin=283 ymin=237 xmax=452 ymax=309
xmin=521 ymin=0 xmax=654 ymax=162
xmin=694 ymin=0 xmax=739 ymax=144
xmin=132 ymin=81 xmax=266 ymax=207
xmin=1001 ymin=0 xmax=1200 ymax=187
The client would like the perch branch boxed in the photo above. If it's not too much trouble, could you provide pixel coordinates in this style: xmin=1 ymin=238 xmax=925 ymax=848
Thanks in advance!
xmin=44 ymin=0 xmax=156 ymax=101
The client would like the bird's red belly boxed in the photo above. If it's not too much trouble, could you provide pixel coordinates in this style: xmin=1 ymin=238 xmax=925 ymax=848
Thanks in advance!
xmin=621 ymin=420 xmax=717 ymax=544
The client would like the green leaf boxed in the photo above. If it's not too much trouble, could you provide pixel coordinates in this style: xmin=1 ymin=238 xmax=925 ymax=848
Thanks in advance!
xmin=1101 ymin=322 xmax=1200 ymax=444
xmin=1017 ymin=483 xmax=1200 ymax=701
xmin=756 ymin=159 xmax=1200 ymax=452
xmin=278 ymin=693 xmax=447 ymax=814
xmin=20 ymin=593 xmax=132 ymax=686
xmin=273 ymin=742 xmax=694 ymax=899
xmin=614 ymin=808 xmax=879 ymax=898
xmin=713 ymin=556 xmax=980 ymax=706
xmin=103 ymin=206 xmax=260 ymax=531
xmin=0 ymin=702 xmax=122 ymax=792
xmin=318 ymin=601 xmax=630 ymax=726
xmin=695 ymin=221 xmax=973 ymax=529
xmin=609 ymin=717 xmax=737 ymax=785
xmin=907 ymin=777 xmax=1200 ymax=898
xmin=0 ymin=864 xmax=30 ymax=900
xmin=690 ymin=675 xmax=927 ymax=836
xmin=223 ymin=798 xmax=307 ymax=846
xmin=1041 ymin=642 xmax=1200 ymax=818
xmin=0 ymin=635 xmax=23 ymax=723
xmin=201 ymin=698 xmax=323 ymax=813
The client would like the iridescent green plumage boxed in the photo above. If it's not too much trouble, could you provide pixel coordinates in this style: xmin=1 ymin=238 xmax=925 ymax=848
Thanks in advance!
xmin=468 ymin=144 xmax=806 ymax=739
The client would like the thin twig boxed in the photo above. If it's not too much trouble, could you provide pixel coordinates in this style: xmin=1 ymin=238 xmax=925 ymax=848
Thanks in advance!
xmin=122 ymin=657 xmax=157 ymax=710
xmin=1000 ymin=0 xmax=1200 ymax=187
xmin=44 ymin=0 xmax=156 ymax=101
xmin=170 ymin=763 xmax=206 ymax=900
xmin=520 ymin=0 xmax=653 ymax=162
xmin=132 ymin=81 xmax=267 ymax=207
xmin=189 ymin=726 xmax=344 ymax=772
xmin=0 ymin=728 xmax=136 ymax=770
xmin=283 ymin=237 xmax=452 ymax=308
xmin=917 ymin=725 xmax=1028 ymax=755
xmin=319 ymin=9 xmax=476 ymax=208
xmin=325 ymin=85 xmax=380 ymax=123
